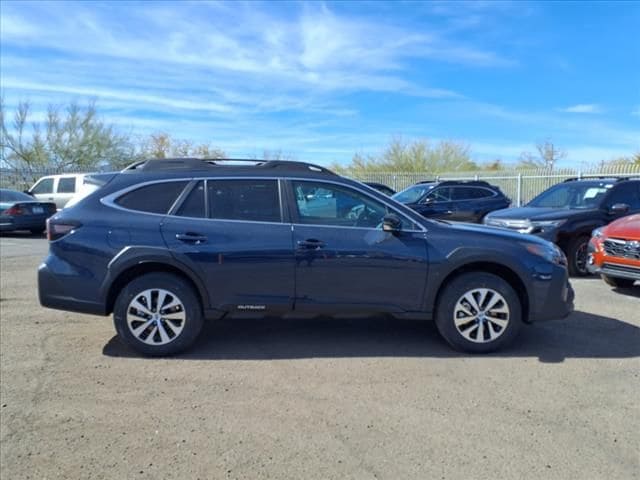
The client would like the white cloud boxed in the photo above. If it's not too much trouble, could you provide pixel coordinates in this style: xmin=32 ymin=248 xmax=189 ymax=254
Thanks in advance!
xmin=560 ymin=104 xmax=602 ymax=114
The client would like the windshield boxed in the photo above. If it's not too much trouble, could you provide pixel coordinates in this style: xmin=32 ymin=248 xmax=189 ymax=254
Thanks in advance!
xmin=0 ymin=190 xmax=33 ymax=203
xmin=527 ymin=182 xmax=612 ymax=209
xmin=392 ymin=184 xmax=434 ymax=204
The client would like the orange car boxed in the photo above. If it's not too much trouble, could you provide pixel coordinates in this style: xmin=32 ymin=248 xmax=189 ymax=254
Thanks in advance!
xmin=587 ymin=214 xmax=640 ymax=287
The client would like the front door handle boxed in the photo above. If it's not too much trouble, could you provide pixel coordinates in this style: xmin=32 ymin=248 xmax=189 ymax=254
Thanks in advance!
xmin=297 ymin=239 xmax=325 ymax=250
xmin=176 ymin=232 xmax=208 ymax=244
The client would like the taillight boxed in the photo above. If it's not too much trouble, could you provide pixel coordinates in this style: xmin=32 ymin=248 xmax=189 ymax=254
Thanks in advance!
xmin=2 ymin=206 xmax=24 ymax=216
xmin=46 ymin=218 xmax=81 ymax=241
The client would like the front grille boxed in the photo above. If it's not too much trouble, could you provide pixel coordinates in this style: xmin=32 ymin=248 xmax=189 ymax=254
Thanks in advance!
xmin=603 ymin=239 xmax=640 ymax=260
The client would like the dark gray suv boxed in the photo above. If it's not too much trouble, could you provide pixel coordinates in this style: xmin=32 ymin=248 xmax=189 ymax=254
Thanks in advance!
xmin=38 ymin=159 xmax=574 ymax=356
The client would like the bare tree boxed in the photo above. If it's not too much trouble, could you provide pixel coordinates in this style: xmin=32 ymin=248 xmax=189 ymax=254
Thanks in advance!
xmin=536 ymin=139 xmax=566 ymax=170
xmin=138 ymin=132 xmax=225 ymax=160
xmin=516 ymin=139 xmax=566 ymax=170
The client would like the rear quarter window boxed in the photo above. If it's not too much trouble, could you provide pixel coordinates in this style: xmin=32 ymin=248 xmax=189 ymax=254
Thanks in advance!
xmin=115 ymin=181 xmax=189 ymax=214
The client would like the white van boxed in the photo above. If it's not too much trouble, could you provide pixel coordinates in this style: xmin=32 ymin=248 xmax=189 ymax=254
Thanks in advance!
xmin=28 ymin=173 xmax=89 ymax=210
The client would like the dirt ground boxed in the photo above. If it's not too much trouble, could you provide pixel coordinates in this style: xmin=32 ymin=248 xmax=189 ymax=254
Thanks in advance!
xmin=1 ymin=235 xmax=639 ymax=480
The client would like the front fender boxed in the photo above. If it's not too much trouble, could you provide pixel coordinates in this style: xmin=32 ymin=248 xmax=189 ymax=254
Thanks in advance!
xmin=422 ymin=245 xmax=533 ymax=315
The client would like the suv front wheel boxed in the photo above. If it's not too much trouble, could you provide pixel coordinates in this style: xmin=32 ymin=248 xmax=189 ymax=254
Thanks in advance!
xmin=435 ymin=272 xmax=522 ymax=353
xmin=567 ymin=235 xmax=591 ymax=277
xmin=113 ymin=273 xmax=204 ymax=356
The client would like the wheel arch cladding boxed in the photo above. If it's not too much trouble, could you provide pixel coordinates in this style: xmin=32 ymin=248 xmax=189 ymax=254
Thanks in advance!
xmin=434 ymin=262 xmax=530 ymax=323
xmin=106 ymin=263 xmax=206 ymax=316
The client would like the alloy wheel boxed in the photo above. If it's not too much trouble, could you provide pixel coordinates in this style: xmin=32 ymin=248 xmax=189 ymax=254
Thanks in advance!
xmin=126 ymin=288 xmax=186 ymax=345
xmin=453 ymin=288 xmax=510 ymax=343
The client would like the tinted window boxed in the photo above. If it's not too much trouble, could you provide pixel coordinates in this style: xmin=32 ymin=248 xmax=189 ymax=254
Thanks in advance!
xmin=293 ymin=181 xmax=414 ymax=229
xmin=31 ymin=178 xmax=54 ymax=194
xmin=425 ymin=187 xmax=452 ymax=202
xmin=208 ymin=179 xmax=280 ymax=222
xmin=116 ymin=181 xmax=188 ymax=214
xmin=175 ymin=181 xmax=205 ymax=218
xmin=604 ymin=182 xmax=640 ymax=209
xmin=469 ymin=187 xmax=495 ymax=199
xmin=57 ymin=177 xmax=76 ymax=193
xmin=450 ymin=187 xmax=481 ymax=200
xmin=392 ymin=184 xmax=435 ymax=204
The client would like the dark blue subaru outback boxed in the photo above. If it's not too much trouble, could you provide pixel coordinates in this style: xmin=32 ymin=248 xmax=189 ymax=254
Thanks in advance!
xmin=38 ymin=159 xmax=574 ymax=356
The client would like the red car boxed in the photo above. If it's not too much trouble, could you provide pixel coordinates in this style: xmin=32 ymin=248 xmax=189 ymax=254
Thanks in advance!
xmin=587 ymin=214 xmax=640 ymax=288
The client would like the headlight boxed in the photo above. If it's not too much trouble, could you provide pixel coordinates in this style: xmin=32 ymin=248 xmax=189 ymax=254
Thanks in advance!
xmin=523 ymin=242 xmax=567 ymax=266
xmin=591 ymin=227 xmax=604 ymax=239
xmin=530 ymin=219 xmax=566 ymax=228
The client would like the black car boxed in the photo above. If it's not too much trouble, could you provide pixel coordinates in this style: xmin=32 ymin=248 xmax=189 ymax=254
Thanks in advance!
xmin=363 ymin=181 xmax=396 ymax=196
xmin=484 ymin=177 xmax=640 ymax=276
xmin=38 ymin=158 xmax=573 ymax=356
xmin=392 ymin=180 xmax=511 ymax=223
xmin=0 ymin=189 xmax=57 ymax=234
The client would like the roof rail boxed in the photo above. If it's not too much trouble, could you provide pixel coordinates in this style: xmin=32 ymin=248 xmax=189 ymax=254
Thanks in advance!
xmin=438 ymin=180 xmax=493 ymax=187
xmin=563 ymin=176 xmax=625 ymax=183
xmin=122 ymin=158 xmax=336 ymax=175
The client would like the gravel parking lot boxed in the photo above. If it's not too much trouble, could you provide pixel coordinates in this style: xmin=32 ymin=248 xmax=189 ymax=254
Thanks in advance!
xmin=1 ymin=234 xmax=639 ymax=480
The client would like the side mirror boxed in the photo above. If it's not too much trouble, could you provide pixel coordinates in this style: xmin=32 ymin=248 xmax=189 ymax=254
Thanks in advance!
xmin=609 ymin=203 xmax=629 ymax=215
xmin=23 ymin=190 xmax=34 ymax=196
xmin=423 ymin=197 xmax=434 ymax=206
xmin=382 ymin=214 xmax=402 ymax=233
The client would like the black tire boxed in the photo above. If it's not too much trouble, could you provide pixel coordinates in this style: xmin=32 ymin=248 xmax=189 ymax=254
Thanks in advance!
xmin=30 ymin=227 xmax=45 ymax=235
xmin=602 ymin=275 xmax=636 ymax=288
xmin=567 ymin=236 xmax=590 ymax=277
xmin=435 ymin=272 xmax=522 ymax=353
xmin=113 ymin=273 xmax=203 ymax=356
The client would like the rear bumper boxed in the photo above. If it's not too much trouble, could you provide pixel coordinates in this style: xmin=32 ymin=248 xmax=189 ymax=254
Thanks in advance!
xmin=38 ymin=258 xmax=107 ymax=316
xmin=0 ymin=216 xmax=47 ymax=231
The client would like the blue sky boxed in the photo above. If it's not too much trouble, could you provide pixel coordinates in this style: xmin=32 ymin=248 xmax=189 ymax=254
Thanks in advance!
xmin=1 ymin=0 xmax=639 ymax=167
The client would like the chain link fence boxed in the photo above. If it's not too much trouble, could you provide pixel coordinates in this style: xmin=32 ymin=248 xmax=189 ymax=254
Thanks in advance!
xmin=1 ymin=163 xmax=639 ymax=207
xmin=349 ymin=164 xmax=640 ymax=206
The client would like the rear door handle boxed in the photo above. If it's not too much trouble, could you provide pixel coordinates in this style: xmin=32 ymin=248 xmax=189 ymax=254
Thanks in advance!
xmin=297 ymin=239 xmax=325 ymax=249
xmin=176 ymin=232 xmax=208 ymax=244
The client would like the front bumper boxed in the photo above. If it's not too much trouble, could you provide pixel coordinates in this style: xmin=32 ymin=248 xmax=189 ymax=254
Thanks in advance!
xmin=528 ymin=263 xmax=574 ymax=322
xmin=587 ymin=238 xmax=640 ymax=280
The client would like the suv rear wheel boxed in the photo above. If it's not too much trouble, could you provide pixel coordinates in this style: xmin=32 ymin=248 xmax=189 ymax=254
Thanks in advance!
xmin=435 ymin=272 xmax=522 ymax=353
xmin=113 ymin=273 xmax=203 ymax=356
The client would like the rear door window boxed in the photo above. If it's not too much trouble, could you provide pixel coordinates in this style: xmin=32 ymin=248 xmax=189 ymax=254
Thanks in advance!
xmin=207 ymin=179 xmax=281 ymax=222
xmin=116 ymin=181 xmax=189 ymax=214
xmin=425 ymin=187 xmax=452 ymax=202
xmin=57 ymin=177 xmax=77 ymax=193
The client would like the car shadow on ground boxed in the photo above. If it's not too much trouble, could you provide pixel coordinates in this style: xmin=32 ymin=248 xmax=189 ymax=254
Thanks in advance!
xmin=103 ymin=310 xmax=640 ymax=363
xmin=612 ymin=286 xmax=640 ymax=298
xmin=0 ymin=231 xmax=45 ymax=238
